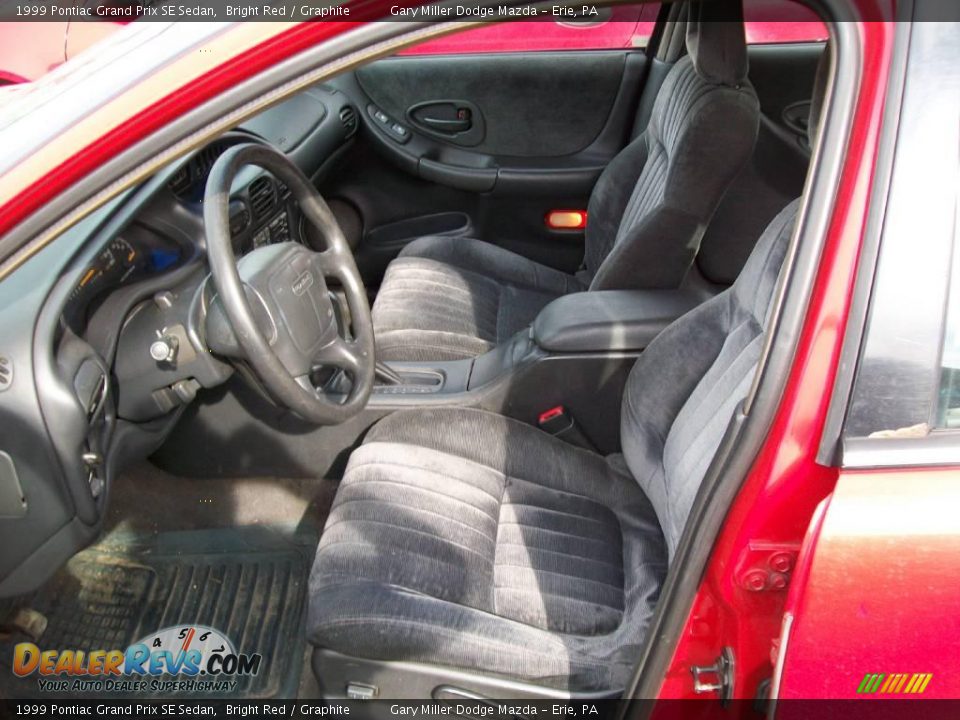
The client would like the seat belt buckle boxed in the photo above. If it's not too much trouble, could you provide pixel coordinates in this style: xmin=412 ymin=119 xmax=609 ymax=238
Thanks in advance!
xmin=538 ymin=406 xmax=596 ymax=451
xmin=538 ymin=405 xmax=573 ymax=434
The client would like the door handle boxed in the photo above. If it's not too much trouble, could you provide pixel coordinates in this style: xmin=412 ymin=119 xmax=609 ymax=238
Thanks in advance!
xmin=419 ymin=113 xmax=471 ymax=133
xmin=409 ymin=101 xmax=474 ymax=136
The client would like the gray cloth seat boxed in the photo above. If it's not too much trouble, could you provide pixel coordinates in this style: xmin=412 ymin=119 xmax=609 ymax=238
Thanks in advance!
xmin=308 ymin=199 xmax=801 ymax=692
xmin=308 ymin=408 xmax=666 ymax=690
xmin=373 ymin=236 xmax=585 ymax=361
xmin=373 ymin=7 xmax=761 ymax=362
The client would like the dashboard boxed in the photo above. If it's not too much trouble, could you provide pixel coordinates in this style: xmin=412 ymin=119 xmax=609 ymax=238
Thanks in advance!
xmin=63 ymin=137 xmax=297 ymax=332
xmin=61 ymin=81 xmax=360 ymax=334
xmin=0 ymin=81 xmax=359 ymax=597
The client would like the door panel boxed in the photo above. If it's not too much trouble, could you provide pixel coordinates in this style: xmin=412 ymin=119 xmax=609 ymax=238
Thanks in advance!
xmin=356 ymin=52 xmax=629 ymax=157
xmin=323 ymin=50 xmax=647 ymax=284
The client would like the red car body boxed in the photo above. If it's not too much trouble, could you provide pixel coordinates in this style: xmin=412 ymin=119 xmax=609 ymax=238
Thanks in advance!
xmin=0 ymin=3 xmax=952 ymax=706
xmin=0 ymin=9 xmax=827 ymax=85
xmin=0 ymin=20 xmax=119 ymax=84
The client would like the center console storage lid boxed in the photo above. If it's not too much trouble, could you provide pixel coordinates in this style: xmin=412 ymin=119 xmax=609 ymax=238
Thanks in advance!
xmin=532 ymin=290 xmax=704 ymax=353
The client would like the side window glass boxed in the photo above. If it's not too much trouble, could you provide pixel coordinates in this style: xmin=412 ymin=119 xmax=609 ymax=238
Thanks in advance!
xmin=935 ymin=207 xmax=960 ymax=428
xmin=842 ymin=22 xmax=960 ymax=440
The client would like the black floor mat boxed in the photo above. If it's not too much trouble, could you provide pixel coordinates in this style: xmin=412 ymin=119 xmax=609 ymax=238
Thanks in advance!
xmin=0 ymin=525 xmax=316 ymax=700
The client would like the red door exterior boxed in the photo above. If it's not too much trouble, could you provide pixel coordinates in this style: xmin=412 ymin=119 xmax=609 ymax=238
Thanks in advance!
xmin=776 ymin=469 xmax=960 ymax=700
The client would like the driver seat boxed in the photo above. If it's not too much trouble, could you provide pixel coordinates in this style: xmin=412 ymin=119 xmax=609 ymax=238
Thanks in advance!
xmin=371 ymin=3 xmax=761 ymax=362
xmin=307 ymin=197 xmax=801 ymax=693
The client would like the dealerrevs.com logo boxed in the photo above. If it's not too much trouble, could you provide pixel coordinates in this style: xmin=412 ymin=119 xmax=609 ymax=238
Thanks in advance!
xmin=12 ymin=625 xmax=262 ymax=694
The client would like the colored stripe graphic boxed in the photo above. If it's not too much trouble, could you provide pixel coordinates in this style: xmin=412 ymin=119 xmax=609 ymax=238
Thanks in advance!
xmin=858 ymin=672 xmax=932 ymax=694
xmin=180 ymin=627 xmax=196 ymax=653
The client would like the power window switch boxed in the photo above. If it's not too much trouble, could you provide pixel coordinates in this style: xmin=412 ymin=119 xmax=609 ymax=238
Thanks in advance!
xmin=386 ymin=122 xmax=410 ymax=144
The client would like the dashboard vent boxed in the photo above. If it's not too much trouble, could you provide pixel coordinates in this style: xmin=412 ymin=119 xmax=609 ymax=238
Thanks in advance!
xmin=168 ymin=165 xmax=191 ymax=197
xmin=249 ymin=177 xmax=276 ymax=221
xmin=169 ymin=141 xmax=227 ymax=198
xmin=194 ymin=144 xmax=222 ymax=179
xmin=339 ymin=106 xmax=358 ymax=137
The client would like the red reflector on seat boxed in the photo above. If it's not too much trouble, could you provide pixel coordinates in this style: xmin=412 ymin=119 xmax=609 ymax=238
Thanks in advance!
xmin=545 ymin=210 xmax=587 ymax=230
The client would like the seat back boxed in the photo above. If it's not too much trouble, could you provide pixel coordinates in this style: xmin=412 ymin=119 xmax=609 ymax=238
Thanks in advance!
xmin=620 ymin=199 xmax=797 ymax=558
xmin=583 ymin=0 xmax=760 ymax=291
xmin=619 ymin=40 xmax=831 ymax=558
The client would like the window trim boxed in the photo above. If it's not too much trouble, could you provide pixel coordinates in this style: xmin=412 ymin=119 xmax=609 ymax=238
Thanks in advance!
xmin=826 ymin=14 xmax=960 ymax=469
xmin=814 ymin=17 xmax=911 ymax=465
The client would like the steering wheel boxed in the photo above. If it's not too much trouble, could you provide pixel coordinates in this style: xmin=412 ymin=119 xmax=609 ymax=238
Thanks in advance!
xmin=202 ymin=143 xmax=374 ymax=425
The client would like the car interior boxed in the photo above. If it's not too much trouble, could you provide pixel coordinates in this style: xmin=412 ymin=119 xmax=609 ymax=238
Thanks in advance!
xmin=0 ymin=0 xmax=834 ymax=701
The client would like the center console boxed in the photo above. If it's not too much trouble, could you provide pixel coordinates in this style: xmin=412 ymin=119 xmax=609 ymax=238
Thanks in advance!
xmin=367 ymin=289 xmax=704 ymax=451
xmin=530 ymin=290 xmax=703 ymax=353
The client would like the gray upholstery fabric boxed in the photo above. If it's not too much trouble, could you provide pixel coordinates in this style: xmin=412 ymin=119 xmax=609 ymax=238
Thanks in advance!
xmin=308 ymin=408 xmax=666 ymax=690
xmin=374 ymin=236 xmax=584 ymax=361
xmin=308 ymin=201 xmax=799 ymax=690
xmin=371 ymin=13 xmax=759 ymax=362
xmin=686 ymin=2 xmax=749 ymax=87
xmin=584 ymin=53 xmax=760 ymax=290
xmin=692 ymin=42 xmax=830 ymax=285
xmin=621 ymin=200 xmax=798 ymax=557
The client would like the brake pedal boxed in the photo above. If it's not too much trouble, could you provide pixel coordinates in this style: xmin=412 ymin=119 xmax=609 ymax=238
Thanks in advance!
xmin=0 ymin=607 xmax=47 ymax=642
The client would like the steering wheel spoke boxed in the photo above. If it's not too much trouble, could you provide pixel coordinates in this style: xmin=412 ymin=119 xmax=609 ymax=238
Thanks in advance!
xmin=314 ymin=336 xmax=365 ymax=375
xmin=315 ymin=247 xmax=345 ymax=277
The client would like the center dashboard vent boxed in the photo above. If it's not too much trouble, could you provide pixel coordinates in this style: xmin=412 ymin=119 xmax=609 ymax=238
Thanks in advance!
xmin=339 ymin=106 xmax=358 ymax=137
xmin=194 ymin=144 xmax=223 ymax=180
xmin=249 ymin=176 xmax=276 ymax=222
xmin=169 ymin=140 xmax=228 ymax=199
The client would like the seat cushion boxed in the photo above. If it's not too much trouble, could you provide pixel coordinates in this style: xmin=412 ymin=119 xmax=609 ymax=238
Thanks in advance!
xmin=308 ymin=407 xmax=667 ymax=691
xmin=372 ymin=236 xmax=583 ymax=362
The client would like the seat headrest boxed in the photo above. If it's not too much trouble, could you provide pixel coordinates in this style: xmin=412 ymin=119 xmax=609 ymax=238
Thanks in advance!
xmin=807 ymin=42 xmax=832 ymax=147
xmin=685 ymin=0 xmax=749 ymax=87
